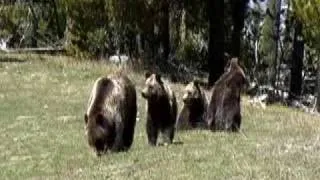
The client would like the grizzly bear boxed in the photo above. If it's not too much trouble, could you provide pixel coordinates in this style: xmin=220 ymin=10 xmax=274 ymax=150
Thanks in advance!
xmin=206 ymin=57 xmax=249 ymax=132
xmin=176 ymin=80 xmax=208 ymax=130
xmin=141 ymin=72 xmax=177 ymax=146
xmin=84 ymin=73 xmax=137 ymax=156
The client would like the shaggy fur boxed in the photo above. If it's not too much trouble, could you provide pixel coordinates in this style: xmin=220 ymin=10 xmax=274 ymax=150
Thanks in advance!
xmin=206 ymin=57 xmax=249 ymax=132
xmin=176 ymin=80 xmax=208 ymax=130
xmin=84 ymin=73 xmax=137 ymax=156
xmin=141 ymin=72 xmax=177 ymax=146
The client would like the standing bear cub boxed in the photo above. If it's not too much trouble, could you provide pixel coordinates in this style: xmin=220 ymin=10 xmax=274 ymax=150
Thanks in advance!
xmin=84 ymin=73 xmax=137 ymax=156
xmin=206 ymin=57 xmax=249 ymax=132
xmin=141 ymin=72 xmax=177 ymax=146
xmin=176 ymin=80 xmax=208 ymax=130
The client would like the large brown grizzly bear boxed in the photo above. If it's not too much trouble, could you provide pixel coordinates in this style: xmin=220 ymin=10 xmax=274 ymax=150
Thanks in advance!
xmin=206 ymin=57 xmax=249 ymax=132
xmin=176 ymin=80 xmax=208 ymax=130
xmin=84 ymin=73 xmax=137 ymax=156
xmin=141 ymin=72 xmax=177 ymax=146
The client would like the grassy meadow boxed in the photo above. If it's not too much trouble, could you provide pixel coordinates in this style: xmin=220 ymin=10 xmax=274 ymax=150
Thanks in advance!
xmin=0 ymin=53 xmax=320 ymax=180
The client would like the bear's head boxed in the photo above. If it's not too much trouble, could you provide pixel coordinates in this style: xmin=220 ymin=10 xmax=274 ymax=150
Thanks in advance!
xmin=141 ymin=72 xmax=165 ymax=100
xmin=182 ymin=80 xmax=202 ymax=105
xmin=84 ymin=113 xmax=114 ymax=156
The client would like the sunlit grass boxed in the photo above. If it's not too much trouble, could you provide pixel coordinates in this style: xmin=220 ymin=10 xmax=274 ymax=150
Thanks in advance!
xmin=0 ymin=53 xmax=320 ymax=180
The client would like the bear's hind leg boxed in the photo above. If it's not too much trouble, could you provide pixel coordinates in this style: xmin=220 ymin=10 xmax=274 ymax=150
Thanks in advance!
xmin=147 ymin=119 xmax=159 ymax=146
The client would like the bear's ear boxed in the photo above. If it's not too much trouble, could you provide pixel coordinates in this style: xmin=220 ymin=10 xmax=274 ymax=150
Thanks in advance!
xmin=224 ymin=52 xmax=231 ymax=59
xmin=193 ymin=79 xmax=202 ymax=94
xmin=193 ymin=79 xmax=200 ymax=87
xmin=96 ymin=113 xmax=104 ymax=126
xmin=145 ymin=72 xmax=152 ymax=79
xmin=155 ymin=74 xmax=162 ymax=83
xmin=224 ymin=59 xmax=231 ymax=72
xmin=84 ymin=114 xmax=88 ymax=124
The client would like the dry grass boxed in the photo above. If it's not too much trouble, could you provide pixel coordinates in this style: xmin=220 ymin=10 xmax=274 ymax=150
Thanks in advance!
xmin=0 ymin=53 xmax=320 ymax=180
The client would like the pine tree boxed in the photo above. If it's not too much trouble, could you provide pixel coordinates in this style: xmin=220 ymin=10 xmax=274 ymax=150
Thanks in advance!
xmin=289 ymin=20 xmax=304 ymax=101
xmin=259 ymin=0 xmax=282 ymax=86
xmin=207 ymin=0 xmax=224 ymax=87
xmin=292 ymin=0 xmax=320 ymax=111
xmin=317 ymin=66 xmax=320 ymax=112
xmin=231 ymin=0 xmax=248 ymax=57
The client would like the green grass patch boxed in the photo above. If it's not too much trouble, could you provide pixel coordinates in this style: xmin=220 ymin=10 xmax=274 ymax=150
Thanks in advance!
xmin=1 ymin=53 xmax=320 ymax=180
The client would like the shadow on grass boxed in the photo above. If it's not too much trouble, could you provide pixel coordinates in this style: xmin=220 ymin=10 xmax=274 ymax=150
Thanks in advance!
xmin=172 ymin=141 xmax=184 ymax=145
xmin=158 ymin=141 xmax=184 ymax=147
xmin=0 ymin=57 xmax=27 ymax=63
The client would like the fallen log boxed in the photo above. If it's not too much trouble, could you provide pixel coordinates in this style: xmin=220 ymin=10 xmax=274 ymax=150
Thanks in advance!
xmin=0 ymin=47 xmax=65 ymax=54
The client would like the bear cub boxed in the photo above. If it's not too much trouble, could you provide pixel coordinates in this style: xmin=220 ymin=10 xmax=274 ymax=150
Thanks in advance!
xmin=176 ymin=80 xmax=208 ymax=130
xmin=141 ymin=72 xmax=177 ymax=146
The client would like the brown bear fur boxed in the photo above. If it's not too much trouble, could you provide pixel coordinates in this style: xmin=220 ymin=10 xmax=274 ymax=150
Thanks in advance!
xmin=176 ymin=80 xmax=208 ymax=130
xmin=206 ymin=57 xmax=249 ymax=132
xmin=141 ymin=72 xmax=177 ymax=146
xmin=84 ymin=73 xmax=137 ymax=156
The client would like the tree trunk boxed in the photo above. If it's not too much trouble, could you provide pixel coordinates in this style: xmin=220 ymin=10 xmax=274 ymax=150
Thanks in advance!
xmin=231 ymin=0 xmax=247 ymax=57
xmin=317 ymin=64 xmax=320 ymax=112
xmin=273 ymin=0 xmax=282 ymax=87
xmin=170 ymin=1 xmax=183 ymax=55
xmin=289 ymin=21 xmax=304 ymax=101
xmin=29 ymin=4 xmax=38 ymax=48
xmin=51 ymin=0 xmax=63 ymax=39
xmin=207 ymin=0 xmax=224 ymax=87
xmin=160 ymin=0 xmax=170 ymax=60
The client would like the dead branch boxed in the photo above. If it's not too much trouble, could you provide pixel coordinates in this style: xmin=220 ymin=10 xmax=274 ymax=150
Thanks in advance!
xmin=0 ymin=47 xmax=65 ymax=54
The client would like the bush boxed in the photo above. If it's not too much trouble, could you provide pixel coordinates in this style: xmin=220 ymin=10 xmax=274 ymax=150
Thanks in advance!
xmin=65 ymin=0 xmax=109 ymax=58
xmin=176 ymin=36 xmax=208 ymax=70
